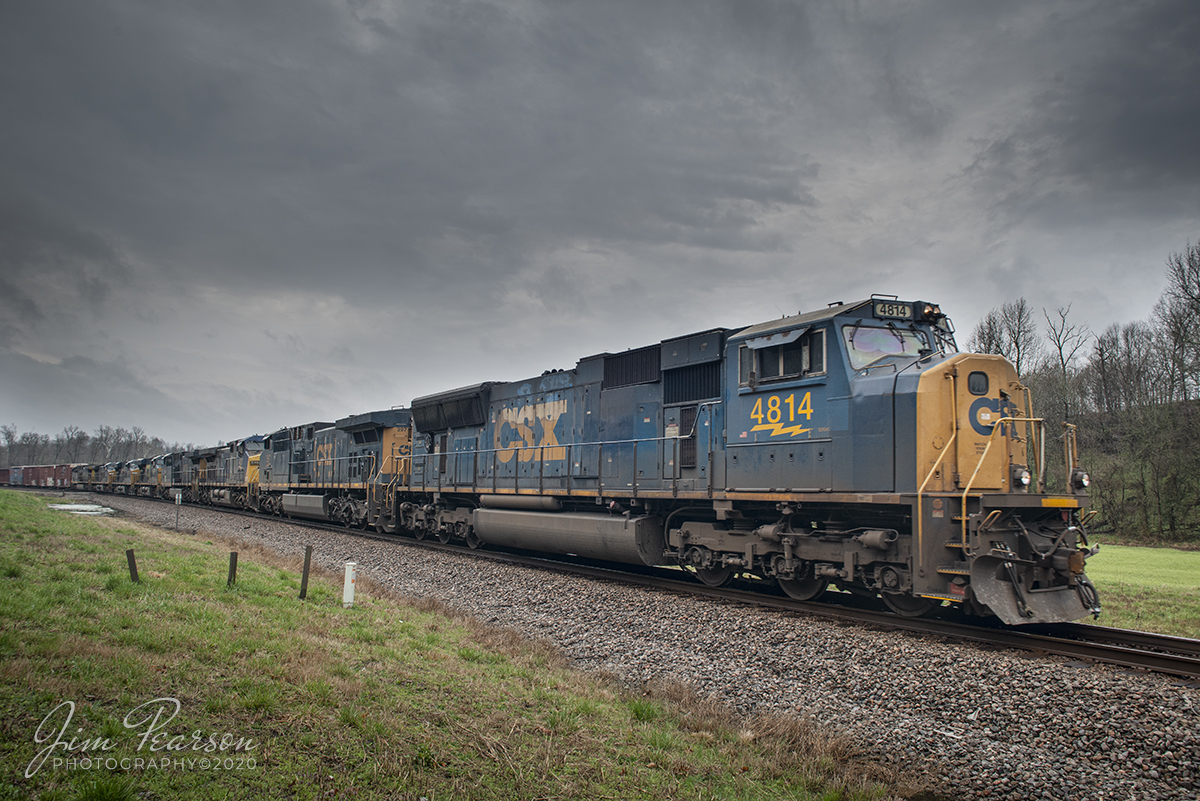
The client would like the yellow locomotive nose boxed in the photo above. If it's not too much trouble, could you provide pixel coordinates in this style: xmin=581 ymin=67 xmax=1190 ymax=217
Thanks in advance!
xmin=915 ymin=353 xmax=1024 ymax=495
xmin=912 ymin=352 xmax=1097 ymax=624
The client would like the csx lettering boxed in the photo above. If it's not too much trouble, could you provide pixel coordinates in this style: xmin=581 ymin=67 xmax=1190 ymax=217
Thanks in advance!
xmin=495 ymin=400 xmax=568 ymax=463
xmin=315 ymin=443 xmax=334 ymax=467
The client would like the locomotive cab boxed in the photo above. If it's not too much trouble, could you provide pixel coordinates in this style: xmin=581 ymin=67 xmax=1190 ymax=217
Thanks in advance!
xmin=715 ymin=297 xmax=1098 ymax=623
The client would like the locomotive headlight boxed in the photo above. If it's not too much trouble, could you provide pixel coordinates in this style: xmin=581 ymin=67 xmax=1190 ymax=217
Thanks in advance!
xmin=1071 ymin=469 xmax=1091 ymax=492
xmin=1010 ymin=465 xmax=1032 ymax=492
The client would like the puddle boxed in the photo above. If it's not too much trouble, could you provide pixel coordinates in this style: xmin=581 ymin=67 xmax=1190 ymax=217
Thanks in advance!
xmin=48 ymin=503 xmax=115 ymax=516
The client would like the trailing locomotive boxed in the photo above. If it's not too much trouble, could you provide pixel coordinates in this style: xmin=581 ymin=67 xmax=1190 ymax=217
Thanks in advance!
xmin=24 ymin=295 xmax=1099 ymax=625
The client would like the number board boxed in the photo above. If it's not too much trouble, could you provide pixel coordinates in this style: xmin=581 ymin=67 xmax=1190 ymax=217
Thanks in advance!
xmin=873 ymin=301 xmax=913 ymax=320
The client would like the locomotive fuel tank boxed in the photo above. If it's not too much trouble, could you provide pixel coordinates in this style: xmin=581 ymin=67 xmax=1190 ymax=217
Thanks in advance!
xmin=472 ymin=507 xmax=666 ymax=564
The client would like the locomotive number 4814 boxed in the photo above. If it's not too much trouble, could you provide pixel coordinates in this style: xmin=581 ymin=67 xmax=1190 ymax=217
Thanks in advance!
xmin=873 ymin=301 xmax=913 ymax=319
xmin=750 ymin=392 xmax=814 ymax=438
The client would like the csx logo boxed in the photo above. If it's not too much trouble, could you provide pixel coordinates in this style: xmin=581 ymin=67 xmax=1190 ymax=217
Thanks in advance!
xmin=315 ymin=443 xmax=335 ymax=467
xmin=968 ymin=397 xmax=1019 ymax=437
xmin=494 ymin=399 xmax=568 ymax=463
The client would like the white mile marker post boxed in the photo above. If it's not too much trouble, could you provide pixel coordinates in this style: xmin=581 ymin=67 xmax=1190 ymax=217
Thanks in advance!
xmin=343 ymin=562 xmax=357 ymax=608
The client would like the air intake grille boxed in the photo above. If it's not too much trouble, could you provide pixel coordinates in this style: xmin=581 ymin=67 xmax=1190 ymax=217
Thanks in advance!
xmin=603 ymin=345 xmax=661 ymax=389
xmin=663 ymin=361 xmax=721 ymax=404
xmin=679 ymin=405 xmax=698 ymax=469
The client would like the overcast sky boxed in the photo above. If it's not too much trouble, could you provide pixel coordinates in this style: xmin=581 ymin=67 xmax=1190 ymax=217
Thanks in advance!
xmin=2 ymin=0 xmax=1198 ymax=447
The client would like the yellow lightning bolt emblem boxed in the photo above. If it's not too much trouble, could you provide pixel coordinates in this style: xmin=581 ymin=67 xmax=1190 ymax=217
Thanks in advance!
xmin=750 ymin=423 xmax=811 ymax=437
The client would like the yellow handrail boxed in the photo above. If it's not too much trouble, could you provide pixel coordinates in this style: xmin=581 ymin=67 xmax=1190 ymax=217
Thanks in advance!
xmin=915 ymin=428 xmax=957 ymax=568
xmin=959 ymin=416 xmax=1042 ymax=547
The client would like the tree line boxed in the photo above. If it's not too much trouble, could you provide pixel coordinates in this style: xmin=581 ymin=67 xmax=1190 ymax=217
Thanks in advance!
xmin=0 ymin=424 xmax=199 ymax=470
xmin=969 ymin=241 xmax=1200 ymax=543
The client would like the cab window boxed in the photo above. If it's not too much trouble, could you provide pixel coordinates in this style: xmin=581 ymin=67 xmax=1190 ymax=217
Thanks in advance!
xmin=739 ymin=329 xmax=825 ymax=386
xmin=842 ymin=324 xmax=927 ymax=369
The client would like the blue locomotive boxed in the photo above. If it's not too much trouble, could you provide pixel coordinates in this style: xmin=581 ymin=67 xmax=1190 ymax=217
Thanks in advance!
xmin=388 ymin=295 xmax=1098 ymax=625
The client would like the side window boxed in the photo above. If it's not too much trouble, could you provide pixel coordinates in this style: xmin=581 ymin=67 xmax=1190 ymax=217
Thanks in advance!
xmin=807 ymin=329 xmax=826 ymax=375
xmin=739 ymin=329 xmax=826 ymax=387
xmin=739 ymin=345 xmax=755 ymax=386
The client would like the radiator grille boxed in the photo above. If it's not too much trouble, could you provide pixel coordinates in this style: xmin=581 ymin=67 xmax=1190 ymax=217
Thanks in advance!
xmin=663 ymin=361 xmax=721 ymax=404
xmin=679 ymin=405 xmax=698 ymax=469
xmin=603 ymin=345 xmax=661 ymax=389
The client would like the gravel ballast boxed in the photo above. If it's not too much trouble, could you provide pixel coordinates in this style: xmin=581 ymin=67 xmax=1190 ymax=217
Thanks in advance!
xmin=95 ymin=495 xmax=1198 ymax=801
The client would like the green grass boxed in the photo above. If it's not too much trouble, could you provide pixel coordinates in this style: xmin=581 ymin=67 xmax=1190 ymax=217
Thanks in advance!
xmin=0 ymin=490 xmax=902 ymax=801
xmin=1084 ymin=542 xmax=1200 ymax=637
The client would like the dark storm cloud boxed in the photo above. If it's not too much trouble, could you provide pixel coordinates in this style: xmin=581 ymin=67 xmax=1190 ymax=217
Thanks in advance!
xmin=1 ymin=0 xmax=825 ymax=300
xmin=0 ymin=350 xmax=175 ymax=430
xmin=0 ymin=199 xmax=132 ymax=342
xmin=1048 ymin=3 xmax=1200 ymax=192
xmin=2 ymin=0 xmax=1197 ymax=445
xmin=964 ymin=1 xmax=1200 ymax=231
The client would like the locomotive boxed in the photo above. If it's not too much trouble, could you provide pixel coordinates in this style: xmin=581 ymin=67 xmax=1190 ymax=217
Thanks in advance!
xmin=27 ymin=295 xmax=1100 ymax=625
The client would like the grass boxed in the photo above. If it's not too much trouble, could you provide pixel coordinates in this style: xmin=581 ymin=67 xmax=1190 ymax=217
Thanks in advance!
xmin=0 ymin=489 xmax=907 ymax=801
xmin=1083 ymin=541 xmax=1200 ymax=638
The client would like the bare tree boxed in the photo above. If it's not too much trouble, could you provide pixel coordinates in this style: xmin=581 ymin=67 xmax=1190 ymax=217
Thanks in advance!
xmin=1154 ymin=242 xmax=1200 ymax=403
xmin=0 ymin=423 xmax=199 ymax=469
xmin=1 ymin=424 xmax=16 ymax=467
xmin=91 ymin=426 xmax=114 ymax=463
xmin=130 ymin=426 xmax=148 ymax=459
xmin=1001 ymin=298 xmax=1041 ymax=377
xmin=967 ymin=298 xmax=1041 ymax=377
xmin=1154 ymin=294 xmax=1197 ymax=402
xmin=16 ymin=432 xmax=51 ymax=465
xmin=967 ymin=308 xmax=1005 ymax=356
xmin=1087 ymin=322 xmax=1158 ymax=413
xmin=1042 ymin=304 xmax=1091 ymax=420
xmin=1164 ymin=241 xmax=1200 ymax=314
xmin=61 ymin=425 xmax=88 ymax=462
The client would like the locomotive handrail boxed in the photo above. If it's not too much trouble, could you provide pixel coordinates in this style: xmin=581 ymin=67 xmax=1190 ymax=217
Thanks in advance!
xmin=1062 ymin=422 xmax=1079 ymax=493
xmin=914 ymin=427 xmax=958 ymax=568
xmin=289 ymin=452 xmax=375 ymax=488
xmin=959 ymin=415 xmax=1044 ymax=549
xmin=404 ymin=401 xmax=721 ymax=497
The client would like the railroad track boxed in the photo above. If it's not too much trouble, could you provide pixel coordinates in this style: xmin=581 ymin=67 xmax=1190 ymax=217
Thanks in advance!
xmin=57 ymin=489 xmax=1200 ymax=681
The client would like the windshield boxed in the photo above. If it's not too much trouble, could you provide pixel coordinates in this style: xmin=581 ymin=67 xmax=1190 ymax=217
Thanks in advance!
xmin=842 ymin=324 xmax=928 ymax=370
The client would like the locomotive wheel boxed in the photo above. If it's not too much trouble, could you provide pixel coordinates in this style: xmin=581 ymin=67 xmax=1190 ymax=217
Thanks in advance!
xmin=437 ymin=528 xmax=453 ymax=544
xmin=778 ymin=576 xmax=828 ymax=601
xmin=464 ymin=529 xmax=482 ymax=549
xmin=693 ymin=566 xmax=734 ymax=587
xmin=413 ymin=528 xmax=428 ymax=541
xmin=881 ymin=592 xmax=935 ymax=617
